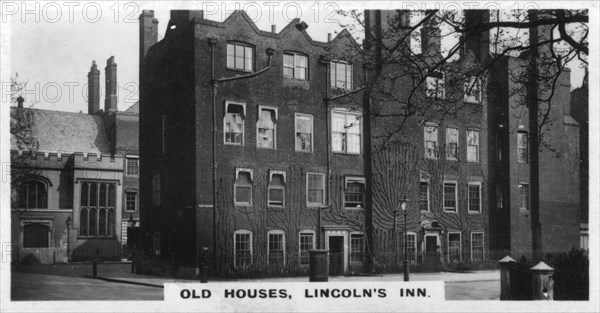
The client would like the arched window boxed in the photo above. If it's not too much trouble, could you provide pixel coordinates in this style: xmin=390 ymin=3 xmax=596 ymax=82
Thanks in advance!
xmin=17 ymin=180 xmax=47 ymax=209
xmin=79 ymin=207 xmax=88 ymax=236
xmin=79 ymin=181 xmax=117 ymax=238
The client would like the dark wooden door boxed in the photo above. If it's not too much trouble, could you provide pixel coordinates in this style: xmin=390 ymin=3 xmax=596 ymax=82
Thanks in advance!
xmin=328 ymin=236 xmax=344 ymax=276
xmin=423 ymin=235 xmax=441 ymax=272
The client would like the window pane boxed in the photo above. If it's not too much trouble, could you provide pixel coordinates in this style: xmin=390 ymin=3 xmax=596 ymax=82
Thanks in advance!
xmin=89 ymin=183 xmax=97 ymax=207
xmin=444 ymin=183 xmax=456 ymax=210
xmin=126 ymin=192 xmax=137 ymax=211
xmin=235 ymin=45 xmax=244 ymax=69
xmin=299 ymin=232 xmax=314 ymax=265
xmin=283 ymin=54 xmax=294 ymax=78
xmin=419 ymin=182 xmax=429 ymax=211
xmin=108 ymin=184 xmax=116 ymax=207
xmin=227 ymin=44 xmax=235 ymax=68
xmin=448 ymin=233 xmax=461 ymax=262
xmin=244 ymin=46 xmax=253 ymax=71
xmin=296 ymin=115 xmax=312 ymax=151
xmin=108 ymin=209 xmax=115 ymax=237
xmin=268 ymin=233 xmax=284 ymax=266
xmin=257 ymin=109 xmax=275 ymax=148
xmin=89 ymin=207 xmax=97 ymax=236
xmin=80 ymin=208 xmax=88 ymax=236
xmin=99 ymin=184 xmax=107 ymax=207
xmin=468 ymin=184 xmax=481 ymax=212
xmin=235 ymin=171 xmax=252 ymax=204
xmin=99 ymin=208 xmax=107 ymax=236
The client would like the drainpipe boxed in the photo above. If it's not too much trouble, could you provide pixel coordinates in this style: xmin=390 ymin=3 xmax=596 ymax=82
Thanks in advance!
xmin=208 ymin=38 xmax=274 ymax=267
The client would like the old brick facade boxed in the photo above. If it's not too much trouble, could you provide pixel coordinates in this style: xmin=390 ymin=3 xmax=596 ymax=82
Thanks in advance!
xmin=139 ymin=9 xmax=582 ymax=275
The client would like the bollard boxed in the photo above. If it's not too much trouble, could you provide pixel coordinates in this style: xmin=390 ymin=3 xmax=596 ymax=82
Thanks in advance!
xmin=499 ymin=256 xmax=515 ymax=300
xmin=531 ymin=261 xmax=554 ymax=300
xmin=200 ymin=247 xmax=208 ymax=283
xmin=131 ymin=259 xmax=135 ymax=273
xmin=308 ymin=249 xmax=329 ymax=282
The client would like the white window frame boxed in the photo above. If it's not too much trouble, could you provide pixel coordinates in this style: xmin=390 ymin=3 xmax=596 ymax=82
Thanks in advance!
xmin=419 ymin=179 xmax=430 ymax=212
xmin=267 ymin=230 xmax=286 ymax=266
xmin=257 ymin=106 xmax=278 ymax=149
xmin=126 ymin=156 xmax=139 ymax=177
xmin=233 ymin=230 xmax=253 ymax=267
xmin=443 ymin=180 xmax=458 ymax=213
xmin=464 ymin=76 xmax=482 ymax=103
xmin=424 ymin=124 xmax=438 ymax=159
xmin=447 ymin=231 xmax=462 ymax=262
xmin=518 ymin=183 xmax=529 ymax=210
xmin=349 ymin=232 xmax=365 ymax=266
xmin=517 ymin=131 xmax=528 ymax=163
xmin=332 ymin=110 xmax=362 ymax=155
xmin=426 ymin=72 xmax=445 ymax=99
xmin=467 ymin=182 xmax=482 ymax=214
xmin=470 ymin=232 xmax=485 ymax=261
xmin=344 ymin=176 xmax=365 ymax=209
xmin=299 ymin=230 xmax=315 ymax=266
xmin=306 ymin=172 xmax=326 ymax=207
xmin=295 ymin=113 xmax=314 ymax=153
xmin=268 ymin=170 xmax=285 ymax=207
xmin=227 ymin=42 xmax=254 ymax=72
xmin=330 ymin=60 xmax=353 ymax=90
xmin=224 ymin=101 xmax=246 ymax=146
xmin=445 ymin=127 xmax=459 ymax=160
xmin=467 ymin=129 xmax=480 ymax=162
xmin=404 ymin=232 xmax=418 ymax=262
xmin=125 ymin=191 xmax=137 ymax=212
xmin=283 ymin=52 xmax=308 ymax=80
xmin=234 ymin=168 xmax=253 ymax=206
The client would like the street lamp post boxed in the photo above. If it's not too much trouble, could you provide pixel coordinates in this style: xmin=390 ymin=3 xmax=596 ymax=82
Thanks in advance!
xmin=397 ymin=198 xmax=410 ymax=282
xmin=66 ymin=217 xmax=71 ymax=262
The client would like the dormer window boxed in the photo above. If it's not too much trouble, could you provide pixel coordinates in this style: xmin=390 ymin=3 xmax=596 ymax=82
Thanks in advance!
xmin=330 ymin=61 xmax=353 ymax=90
xmin=426 ymin=72 xmax=445 ymax=99
xmin=283 ymin=52 xmax=308 ymax=80
xmin=464 ymin=76 xmax=482 ymax=103
xmin=227 ymin=43 xmax=254 ymax=72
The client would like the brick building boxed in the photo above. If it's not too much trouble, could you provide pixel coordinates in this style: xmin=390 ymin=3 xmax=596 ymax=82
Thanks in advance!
xmin=10 ymin=57 xmax=139 ymax=263
xmin=138 ymin=9 xmax=582 ymax=276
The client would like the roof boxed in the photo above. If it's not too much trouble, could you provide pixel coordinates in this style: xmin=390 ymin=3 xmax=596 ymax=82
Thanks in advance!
xmin=124 ymin=101 xmax=139 ymax=113
xmin=10 ymin=107 xmax=111 ymax=155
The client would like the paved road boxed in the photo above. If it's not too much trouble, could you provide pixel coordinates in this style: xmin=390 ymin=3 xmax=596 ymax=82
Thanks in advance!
xmin=10 ymin=264 xmax=499 ymax=301
xmin=11 ymin=272 xmax=163 ymax=301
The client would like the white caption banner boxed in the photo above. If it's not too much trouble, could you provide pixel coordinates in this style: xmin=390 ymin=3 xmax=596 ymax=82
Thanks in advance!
xmin=165 ymin=281 xmax=445 ymax=312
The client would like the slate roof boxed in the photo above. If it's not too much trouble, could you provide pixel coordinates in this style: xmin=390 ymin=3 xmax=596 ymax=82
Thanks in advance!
xmin=124 ymin=101 xmax=139 ymax=113
xmin=10 ymin=107 xmax=111 ymax=155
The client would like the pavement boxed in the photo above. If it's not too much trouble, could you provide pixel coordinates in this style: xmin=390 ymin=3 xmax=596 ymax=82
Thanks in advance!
xmin=10 ymin=263 xmax=500 ymax=301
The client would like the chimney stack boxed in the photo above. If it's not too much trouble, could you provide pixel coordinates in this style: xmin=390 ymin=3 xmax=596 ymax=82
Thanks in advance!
xmin=327 ymin=33 xmax=332 ymax=42
xmin=421 ymin=12 xmax=441 ymax=59
xmin=88 ymin=61 xmax=100 ymax=114
xmin=16 ymin=96 xmax=24 ymax=108
xmin=105 ymin=56 xmax=118 ymax=112
xmin=271 ymin=25 xmax=276 ymax=33
xmin=464 ymin=10 xmax=490 ymax=61
xmin=139 ymin=10 xmax=159 ymax=63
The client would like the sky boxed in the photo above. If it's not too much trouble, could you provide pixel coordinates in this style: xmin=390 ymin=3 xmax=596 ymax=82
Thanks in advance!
xmin=1 ymin=1 xmax=590 ymax=113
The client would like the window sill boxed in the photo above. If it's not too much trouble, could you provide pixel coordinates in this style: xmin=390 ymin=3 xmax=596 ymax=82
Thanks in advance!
xmin=295 ymin=149 xmax=313 ymax=153
xmin=443 ymin=209 xmax=457 ymax=214
xmin=468 ymin=211 xmax=482 ymax=214
xmin=332 ymin=151 xmax=362 ymax=156
xmin=227 ymin=68 xmax=254 ymax=74
xmin=466 ymin=160 xmax=480 ymax=163
xmin=224 ymin=143 xmax=244 ymax=147
xmin=77 ymin=236 xmax=118 ymax=240
xmin=463 ymin=100 xmax=483 ymax=105
xmin=268 ymin=205 xmax=285 ymax=209
xmin=235 ymin=203 xmax=253 ymax=207
xmin=307 ymin=204 xmax=325 ymax=208
xmin=344 ymin=207 xmax=364 ymax=210
xmin=257 ymin=146 xmax=276 ymax=150
xmin=283 ymin=76 xmax=308 ymax=81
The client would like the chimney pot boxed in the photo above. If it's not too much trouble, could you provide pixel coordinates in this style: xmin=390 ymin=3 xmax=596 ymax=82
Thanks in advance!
xmin=88 ymin=61 xmax=100 ymax=114
xmin=105 ymin=56 xmax=118 ymax=112
xmin=16 ymin=96 xmax=24 ymax=108
xmin=271 ymin=25 xmax=276 ymax=33
xmin=327 ymin=33 xmax=332 ymax=42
